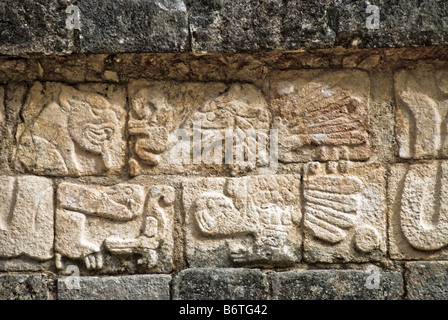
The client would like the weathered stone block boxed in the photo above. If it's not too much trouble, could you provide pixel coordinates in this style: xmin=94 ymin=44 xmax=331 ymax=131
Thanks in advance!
xmin=303 ymin=162 xmax=387 ymax=263
xmin=406 ymin=261 xmax=448 ymax=300
xmin=15 ymin=82 xmax=127 ymax=176
xmin=0 ymin=176 xmax=54 ymax=262
xmin=77 ymin=0 xmax=190 ymax=53
xmin=270 ymin=69 xmax=370 ymax=163
xmin=173 ymin=268 xmax=269 ymax=300
xmin=183 ymin=175 xmax=301 ymax=267
xmin=128 ymin=80 xmax=274 ymax=176
xmin=58 ymin=275 xmax=171 ymax=300
xmin=0 ymin=0 xmax=73 ymax=55
xmin=271 ymin=270 xmax=404 ymax=300
xmin=389 ymin=162 xmax=448 ymax=260
xmin=395 ymin=62 xmax=448 ymax=160
xmin=55 ymin=181 xmax=175 ymax=274
xmin=0 ymin=274 xmax=55 ymax=300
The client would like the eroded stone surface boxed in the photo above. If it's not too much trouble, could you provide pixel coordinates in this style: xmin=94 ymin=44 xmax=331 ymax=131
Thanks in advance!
xmin=183 ymin=175 xmax=301 ymax=267
xmin=389 ymin=162 xmax=448 ymax=260
xmin=0 ymin=274 xmax=56 ymax=300
xmin=303 ymin=162 xmax=386 ymax=263
xmin=173 ymin=268 xmax=269 ymax=300
xmin=15 ymin=82 xmax=127 ymax=176
xmin=395 ymin=63 xmax=448 ymax=159
xmin=0 ymin=176 xmax=53 ymax=261
xmin=55 ymin=181 xmax=175 ymax=273
xmin=271 ymin=270 xmax=404 ymax=300
xmin=58 ymin=275 xmax=171 ymax=300
xmin=271 ymin=70 xmax=370 ymax=163
xmin=128 ymin=80 xmax=273 ymax=176
xmin=406 ymin=262 xmax=448 ymax=300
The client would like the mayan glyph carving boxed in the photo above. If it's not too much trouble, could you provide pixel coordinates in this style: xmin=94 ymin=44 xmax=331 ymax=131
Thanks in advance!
xmin=0 ymin=176 xmax=54 ymax=261
xmin=15 ymin=82 xmax=126 ymax=176
xmin=270 ymin=70 xmax=370 ymax=162
xmin=183 ymin=175 xmax=301 ymax=267
xmin=55 ymin=182 xmax=175 ymax=273
xmin=128 ymin=80 xmax=273 ymax=175
xmin=395 ymin=65 xmax=448 ymax=159
xmin=303 ymin=162 xmax=386 ymax=263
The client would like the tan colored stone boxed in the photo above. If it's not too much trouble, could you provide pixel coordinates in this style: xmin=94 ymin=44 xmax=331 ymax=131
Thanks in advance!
xmin=15 ymin=82 xmax=126 ymax=176
xmin=0 ymin=86 xmax=4 ymax=135
xmin=183 ymin=175 xmax=302 ymax=267
xmin=270 ymin=69 xmax=370 ymax=163
xmin=303 ymin=162 xmax=386 ymax=263
xmin=0 ymin=176 xmax=54 ymax=260
xmin=128 ymin=80 xmax=273 ymax=176
xmin=395 ymin=64 xmax=448 ymax=159
xmin=55 ymin=181 xmax=175 ymax=273
xmin=389 ymin=161 xmax=448 ymax=260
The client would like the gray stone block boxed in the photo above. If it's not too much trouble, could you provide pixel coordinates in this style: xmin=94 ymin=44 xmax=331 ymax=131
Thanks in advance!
xmin=173 ymin=268 xmax=269 ymax=300
xmin=188 ymin=0 xmax=448 ymax=53
xmin=77 ymin=0 xmax=190 ymax=53
xmin=0 ymin=274 xmax=55 ymax=300
xmin=58 ymin=274 xmax=172 ymax=300
xmin=406 ymin=262 xmax=448 ymax=300
xmin=0 ymin=0 xmax=74 ymax=55
xmin=271 ymin=270 xmax=404 ymax=300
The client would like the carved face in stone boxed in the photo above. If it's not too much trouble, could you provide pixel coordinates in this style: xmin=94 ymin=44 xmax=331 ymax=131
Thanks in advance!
xmin=67 ymin=92 xmax=120 ymax=155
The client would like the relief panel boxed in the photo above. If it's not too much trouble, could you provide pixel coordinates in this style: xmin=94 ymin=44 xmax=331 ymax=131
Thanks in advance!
xmin=0 ymin=176 xmax=54 ymax=261
xmin=55 ymin=181 xmax=175 ymax=273
xmin=15 ymin=82 xmax=127 ymax=176
xmin=183 ymin=175 xmax=301 ymax=267
xmin=128 ymin=80 xmax=273 ymax=176
xmin=303 ymin=162 xmax=386 ymax=263
xmin=389 ymin=161 xmax=448 ymax=260
xmin=270 ymin=69 xmax=370 ymax=162
xmin=395 ymin=65 xmax=448 ymax=159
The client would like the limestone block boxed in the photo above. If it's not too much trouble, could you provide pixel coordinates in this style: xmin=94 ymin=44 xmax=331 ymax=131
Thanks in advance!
xmin=55 ymin=181 xmax=175 ymax=273
xmin=173 ymin=268 xmax=269 ymax=300
xmin=128 ymin=80 xmax=274 ymax=176
xmin=0 ymin=86 xmax=4 ymax=141
xmin=303 ymin=162 xmax=387 ymax=263
xmin=405 ymin=262 xmax=448 ymax=300
xmin=395 ymin=63 xmax=448 ymax=159
xmin=183 ymin=175 xmax=301 ymax=267
xmin=271 ymin=270 xmax=404 ymax=300
xmin=389 ymin=161 xmax=448 ymax=260
xmin=58 ymin=275 xmax=171 ymax=300
xmin=0 ymin=274 xmax=55 ymax=300
xmin=0 ymin=176 xmax=54 ymax=261
xmin=15 ymin=82 xmax=127 ymax=176
xmin=270 ymin=69 xmax=370 ymax=163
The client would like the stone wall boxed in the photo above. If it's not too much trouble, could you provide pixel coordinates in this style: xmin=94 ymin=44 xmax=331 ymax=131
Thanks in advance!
xmin=1 ymin=0 xmax=448 ymax=301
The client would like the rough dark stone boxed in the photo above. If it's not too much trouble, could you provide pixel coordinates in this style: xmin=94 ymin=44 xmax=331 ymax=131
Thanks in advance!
xmin=0 ymin=274 xmax=56 ymax=300
xmin=406 ymin=262 xmax=448 ymax=300
xmin=188 ymin=0 xmax=448 ymax=53
xmin=75 ymin=0 xmax=190 ymax=53
xmin=173 ymin=268 xmax=269 ymax=300
xmin=271 ymin=270 xmax=404 ymax=300
xmin=58 ymin=275 xmax=172 ymax=300
xmin=0 ymin=0 xmax=74 ymax=55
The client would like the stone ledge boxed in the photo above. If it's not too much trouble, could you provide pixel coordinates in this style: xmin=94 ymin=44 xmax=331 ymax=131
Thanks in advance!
xmin=1 ymin=1 xmax=447 ymax=56
xmin=405 ymin=262 xmax=448 ymax=300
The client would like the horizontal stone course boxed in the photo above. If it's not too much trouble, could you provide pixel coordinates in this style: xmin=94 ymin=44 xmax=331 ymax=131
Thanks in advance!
xmin=405 ymin=262 xmax=448 ymax=300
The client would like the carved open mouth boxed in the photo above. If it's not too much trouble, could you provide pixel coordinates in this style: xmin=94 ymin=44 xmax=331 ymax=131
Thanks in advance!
xmin=85 ymin=124 xmax=114 ymax=143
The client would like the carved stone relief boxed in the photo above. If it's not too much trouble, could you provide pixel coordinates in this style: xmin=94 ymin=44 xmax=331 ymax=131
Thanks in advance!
xmin=395 ymin=65 xmax=448 ymax=159
xmin=270 ymin=70 xmax=370 ymax=162
xmin=55 ymin=182 xmax=175 ymax=273
xmin=183 ymin=175 xmax=301 ymax=267
xmin=15 ymin=82 xmax=127 ymax=176
xmin=303 ymin=162 xmax=386 ymax=263
xmin=389 ymin=161 xmax=448 ymax=260
xmin=128 ymin=80 xmax=272 ymax=176
xmin=0 ymin=176 xmax=54 ymax=261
